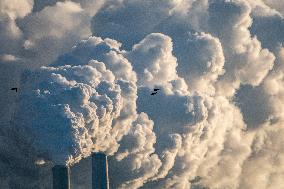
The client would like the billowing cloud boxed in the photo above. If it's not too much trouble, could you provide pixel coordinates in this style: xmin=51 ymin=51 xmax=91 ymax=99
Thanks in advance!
xmin=175 ymin=32 xmax=225 ymax=95
xmin=18 ymin=1 xmax=91 ymax=66
xmin=0 ymin=0 xmax=96 ymax=131
xmin=0 ymin=0 xmax=33 ymax=55
xmin=126 ymin=33 xmax=178 ymax=87
xmin=206 ymin=0 xmax=274 ymax=97
xmin=1 ymin=0 xmax=284 ymax=189
xmin=13 ymin=36 xmax=139 ymax=166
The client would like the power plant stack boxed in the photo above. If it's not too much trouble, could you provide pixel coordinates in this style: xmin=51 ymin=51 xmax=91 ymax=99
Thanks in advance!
xmin=52 ymin=153 xmax=109 ymax=189
xmin=52 ymin=165 xmax=70 ymax=189
xmin=92 ymin=152 xmax=109 ymax=189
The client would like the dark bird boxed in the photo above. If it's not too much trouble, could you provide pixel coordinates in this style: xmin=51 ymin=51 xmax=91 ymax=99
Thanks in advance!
xmin=151 ymin=89 xmax=160 ymax=95
xmin=10 ymin=87 xmax=18 ymax=92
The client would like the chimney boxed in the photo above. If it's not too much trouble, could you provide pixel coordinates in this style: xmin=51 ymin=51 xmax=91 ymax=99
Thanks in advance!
xmin=92 ymin=153 xmax=109 ymax=189
xmin=52 ymin=165 xmax=70 ymax=189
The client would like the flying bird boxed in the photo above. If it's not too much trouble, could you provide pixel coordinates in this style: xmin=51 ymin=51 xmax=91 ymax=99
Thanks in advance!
xmin=151 ymin=88 xmax=160 ymax=95
xmin=10 ymin=87 xmax=18 ymax=92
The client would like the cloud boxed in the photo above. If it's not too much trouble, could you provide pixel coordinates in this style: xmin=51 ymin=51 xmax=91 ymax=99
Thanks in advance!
xmin=91 ymin=0 xmax=183 ymax=49
xmin=250 ymin=13 xmax=284 ymax=51
xmin=174 ymin=32 xmax=225 ymax=95
xmin=13 ymin=36 xmax=139 ymax=166
xmin=17 ymin=1 xmax=91 ymax=66
xmin=0 ymin=0 xmax=33 ymax=55
xmin=2 ymin=0 xmax=284 ymax=189
xmin=262 ymin=0 xmax=284 ymax=16
xmin=126 ymin=33 xmax=178 ymax=88
xmin=12 ymin=33 xmax=210 ymax=188
xmin=0 ymin=0 xmax=97 ymax=144
xmin=0 ymin=54 xmax=20 ymax=62
xmin=206 ymin=0 xmax=274 ymax=96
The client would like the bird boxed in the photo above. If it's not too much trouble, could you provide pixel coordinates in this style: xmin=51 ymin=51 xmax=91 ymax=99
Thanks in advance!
xmin=10 ymin=87 xmax=18 ymax=92
xmin=151 ymin=88 xmax=160 ymax=95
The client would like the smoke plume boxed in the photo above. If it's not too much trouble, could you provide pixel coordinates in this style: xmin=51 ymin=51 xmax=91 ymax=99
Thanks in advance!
xmin=1 ymin=0 xmax=284 ymax=189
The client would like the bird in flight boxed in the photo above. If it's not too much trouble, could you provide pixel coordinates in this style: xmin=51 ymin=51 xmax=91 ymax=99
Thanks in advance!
xmin=10 ymin=88 xmax=18 ymax=92
xmin=151 ymin=88 xmax=160 ymax=95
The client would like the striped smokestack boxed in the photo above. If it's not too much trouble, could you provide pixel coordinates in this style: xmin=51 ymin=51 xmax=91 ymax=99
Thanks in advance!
xmin=92 ymin=153 xmax=109 ymax=189
xmin=52 ymin=165 xmax=70 ymax=189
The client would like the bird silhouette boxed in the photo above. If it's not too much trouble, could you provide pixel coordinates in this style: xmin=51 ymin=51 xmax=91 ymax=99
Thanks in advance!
xmin=151 ymin=88 xmax=160 ymax=95
xmin=11 ymin=88 xmax=18 ymax=92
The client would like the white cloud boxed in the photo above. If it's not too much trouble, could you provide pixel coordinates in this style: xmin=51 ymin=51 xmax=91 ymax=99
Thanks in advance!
xmin=0 ymin=1 xmax=96 ymax=141
xmin=175 ymin=32 xmax=225 ymax=95
xmin=206 ymin=0 xmax=275 ymax=96
xmin=18 ymin=1 xmax=91 ymax=66
xmin=0 ymin=0 xmax=33 ymax=54
xmin=2 ymin=0 xmax=284 ymax=189
xmin=126 ymin=33 xmax=178 ymax=88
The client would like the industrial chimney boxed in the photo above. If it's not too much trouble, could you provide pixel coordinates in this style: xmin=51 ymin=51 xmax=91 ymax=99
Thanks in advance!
xmin=92 ymin=153 xmax=109 ymax=189
xmin=52 ymin=165 xmax=70 ymax=189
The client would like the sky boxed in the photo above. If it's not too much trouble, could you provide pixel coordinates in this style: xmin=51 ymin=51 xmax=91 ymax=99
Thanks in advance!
xmin=0 ymin=0 xmax=284 ymax=188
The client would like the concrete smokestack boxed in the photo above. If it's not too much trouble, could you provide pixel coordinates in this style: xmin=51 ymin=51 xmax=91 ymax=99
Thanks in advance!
xmin=92 ymin=153 xmax=109 ymax=189
xmin=52 ymin=165 xmax=70 ymax=189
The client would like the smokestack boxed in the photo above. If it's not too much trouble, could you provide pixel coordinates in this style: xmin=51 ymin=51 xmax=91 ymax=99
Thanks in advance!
xmin=52 ymin=165 xmax=70 ymax=189
xmin=92 ymin=153 xmax=109 ymax=189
